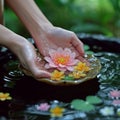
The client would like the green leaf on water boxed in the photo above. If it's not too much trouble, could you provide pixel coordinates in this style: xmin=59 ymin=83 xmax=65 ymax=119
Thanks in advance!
xmin=84 ymin=44 xmax=94 ymax=54
xmin=71 ymin=99 xmax=95 ymax=112
xmin=86 ymin=96 xmax=102 ymax=104
xmin=84 ymin=45 xmax=90 ymax=51
xmin=64 ymin=76 xmax=74 ymax=81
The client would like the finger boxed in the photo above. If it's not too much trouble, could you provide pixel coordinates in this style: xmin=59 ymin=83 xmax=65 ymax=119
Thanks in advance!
xmin=36 ymin=70 xmax=51 ymax=78
xmin=69 ymin=46 xmax=89 ymax=65
xmin=77 ymin=55 xmax=90 ymax=66
xmin=71 ymin=36 xmax=85 ymax=56
xmin=26 ymin=59 xmax=51 ymax=79
xmin=69 ymin=46 xmax=82 ymax=58
xmin=31 ymin=67 xmax=51 ymax=79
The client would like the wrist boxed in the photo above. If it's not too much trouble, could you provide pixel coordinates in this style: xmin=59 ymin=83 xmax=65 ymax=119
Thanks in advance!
xmin=30 ymin=22 xmax=54 ymax=40
xmin=31 ymin=22 xmax=53 ymax=35
xmin=6 ymin=35 xmax=27 ymax=54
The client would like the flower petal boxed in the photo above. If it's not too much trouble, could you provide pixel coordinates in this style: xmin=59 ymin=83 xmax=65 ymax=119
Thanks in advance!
xmin=57 ymin=67 xmax=67 ymax=72
xmin=49 ymin=49 xmax=57 ymax=58
xmin=70 ymin=52 xmax=76 ymax=59
xmin=68 ymin=59 xmax=79 ymax=66
xmin=45 ymin=64 xmax=51 ymax=69
xmin=67 ymin=66 xmax=74 ymax=71
xmin=57 ymin=47 xmax=64 ymax=53
xmin=64 ymin=48 xmax=72 ymax=55
xmin=44 ymin=57 xmax=53 ymax=63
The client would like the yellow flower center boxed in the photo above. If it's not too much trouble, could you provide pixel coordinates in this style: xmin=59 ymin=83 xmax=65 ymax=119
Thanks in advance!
xmin=50 ymin=106 xmax=64 ymax=117
xmin=53 ymin=55 xmax=70 ymax=65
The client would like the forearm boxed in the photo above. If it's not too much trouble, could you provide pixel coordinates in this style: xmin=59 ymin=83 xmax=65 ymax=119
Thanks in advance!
xmin=0 ymin=24 xmax=18 ymax=47
xmin=6 ymin=0 xmax=53 ymax=37
xmin=0 ymin=24 xmax=27 ymax=55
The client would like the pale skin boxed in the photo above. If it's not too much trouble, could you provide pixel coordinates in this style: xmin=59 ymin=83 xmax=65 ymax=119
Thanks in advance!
xmin=0 ymin=24 xmax=51 ymax=79
xmin=0 ymin=0 xmax=85 ymax=80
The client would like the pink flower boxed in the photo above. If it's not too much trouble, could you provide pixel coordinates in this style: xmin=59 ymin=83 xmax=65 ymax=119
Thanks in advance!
xmin=44 ymin=48 xmax=79 ymax=71
xmin=112 ymin=100 xmax=120 ymax=106
xmin=109 ymin=90 xmax=120 ymax=98
xmin=36 ymin=103 xmax=50 ymax=111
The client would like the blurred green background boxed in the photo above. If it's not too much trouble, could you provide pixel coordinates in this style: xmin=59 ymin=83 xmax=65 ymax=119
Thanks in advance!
xmin=4 ymin=0 xmax=120 ymax=38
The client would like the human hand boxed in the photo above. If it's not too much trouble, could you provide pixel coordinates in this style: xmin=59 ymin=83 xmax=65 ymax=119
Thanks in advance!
xmin=5 ymin=0 xmax=85 ymax=62
xmin=9 ymin=37 xmax=51 ymax=80
xmin=33 ymin=26 xmax=85 ymax=62
xmin=0 ymin=24 xmax=51 ymax=80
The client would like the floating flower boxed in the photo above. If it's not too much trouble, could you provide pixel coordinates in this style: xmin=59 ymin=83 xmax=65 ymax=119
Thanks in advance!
xmin=74 ymin=62 xmax=90 ymax=72
xmin=44 ymin=48 xmax=79 ymax=71
xmin=117 ymin=108 xmax=120 ymax=116
xmin=36 ymin=103 xmax=50 ymax=111
xmin=0 ymin=92 xmax=12 ymax=101
xmin=112 ymin=100 xmax=120 ymax=106
xmin=50 ymin=106 xmax=65 ymax=117
xmin=69 ymin=71 xmax=86 ymax=79
xmin=99 ymin=107 xmax=114 ymax=116
xmin=109 ymin=90 xmax=120 ymax=98
xmin=51 ymin=70 xmax=65 ymax=81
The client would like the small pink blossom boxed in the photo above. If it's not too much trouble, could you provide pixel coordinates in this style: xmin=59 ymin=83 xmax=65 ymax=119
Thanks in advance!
xmin=109 ymin=90 xmax=120 ymax=98
xmin=112 ymin=100 xmax=120 ymax=106
xmin=36 ymin=103 xmax=50 ymax=111
xmin=44 ymin=48 xmax=79 ymax=72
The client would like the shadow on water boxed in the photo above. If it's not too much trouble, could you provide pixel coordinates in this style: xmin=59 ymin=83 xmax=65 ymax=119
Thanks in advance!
xmin=13 ymin=76 xmax=99 ymax=103
xmin=0 ymin=47 xmax=100 ymax=119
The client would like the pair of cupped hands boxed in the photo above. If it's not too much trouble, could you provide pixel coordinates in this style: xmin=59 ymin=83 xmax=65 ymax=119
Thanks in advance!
xmin=14 ymin=27 xmax=85 ymax=81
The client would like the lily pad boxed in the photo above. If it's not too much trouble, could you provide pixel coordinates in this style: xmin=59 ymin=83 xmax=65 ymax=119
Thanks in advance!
xmin=71 ymin=99 xmax=95 ymax=112
xmin=86 ymin=96 xmax=102 ymax=104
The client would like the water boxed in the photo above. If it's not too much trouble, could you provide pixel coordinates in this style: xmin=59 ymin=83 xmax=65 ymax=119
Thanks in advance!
xmin=0 ymin=40 xmax=120 ymax=120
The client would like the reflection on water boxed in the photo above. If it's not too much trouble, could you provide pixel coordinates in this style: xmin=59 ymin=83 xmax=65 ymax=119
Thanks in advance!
xmin=0 ymin=50 xmax=120 ymax=119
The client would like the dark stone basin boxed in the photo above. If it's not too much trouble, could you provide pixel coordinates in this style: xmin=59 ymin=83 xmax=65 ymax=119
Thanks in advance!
xmin=0 ymin=33 xmax=120 ymax=120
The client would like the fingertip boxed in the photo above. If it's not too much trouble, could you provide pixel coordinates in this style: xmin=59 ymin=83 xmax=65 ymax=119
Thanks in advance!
xmin=72 ymin=37 xmax=85 ymax=56
xmin=77 ymin=47 xmax=85 ymax=57
xmin=77 ymin=41 xmax=85 ymax=56
xmin=81 ymin=51 xmax=85 ymax=57
xmin=77 ymin=56 xmax=89 ymax=65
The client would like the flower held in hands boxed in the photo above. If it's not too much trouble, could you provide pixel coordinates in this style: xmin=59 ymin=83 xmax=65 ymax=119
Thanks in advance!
xmin=44 ymin=48 xmax=79 ymax=72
